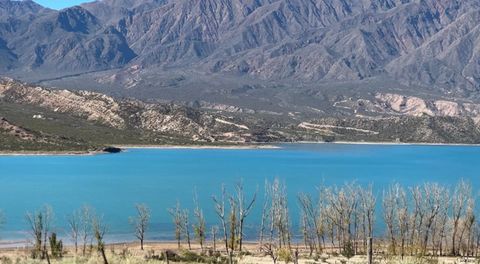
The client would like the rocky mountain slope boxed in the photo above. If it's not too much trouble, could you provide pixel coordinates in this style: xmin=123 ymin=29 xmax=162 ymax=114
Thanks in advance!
xmin=0 ymin=77 xmax=290 ymax=145
xmin=1 ymin=0 xmax=480 ymax=115
xmin=1 ymin=78 xmax=480 ymax=150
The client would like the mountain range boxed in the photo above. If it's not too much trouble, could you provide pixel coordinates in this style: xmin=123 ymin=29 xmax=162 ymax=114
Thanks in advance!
xmin=1 ymin=0 xmax=480 ymax=116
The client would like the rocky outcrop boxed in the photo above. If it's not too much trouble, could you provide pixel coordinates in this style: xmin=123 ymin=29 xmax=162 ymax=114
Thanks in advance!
xmin=0 ymin=78 xmax=126 ymax=128
xmin=434 ymin=101 xmax=462 ymax=117
xmin=375 ymin=93 xmax=434 ymax=117
xmin=188 ymin=101 xmax=255 ymax=114
xmin=334 ymin=92 xmax=480 ymax=122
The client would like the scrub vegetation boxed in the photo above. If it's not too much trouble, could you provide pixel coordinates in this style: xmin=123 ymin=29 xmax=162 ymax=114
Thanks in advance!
xmin=0 ymin=180 xmax=478 ymax=264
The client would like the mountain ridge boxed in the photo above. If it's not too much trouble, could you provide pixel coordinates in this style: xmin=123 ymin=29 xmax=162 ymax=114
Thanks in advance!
xmin=1 ymin=0 xmax=480 ymax=117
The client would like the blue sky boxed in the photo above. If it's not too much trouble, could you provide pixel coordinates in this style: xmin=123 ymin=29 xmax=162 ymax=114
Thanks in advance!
xmin=33 ymin=0 xmax=94 ymax=10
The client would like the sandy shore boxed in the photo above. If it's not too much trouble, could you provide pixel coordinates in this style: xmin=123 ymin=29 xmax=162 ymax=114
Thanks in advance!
xmin=0 ymin=241 xmax=468 ymax=264
xmin=114 ymin=144 xmax=281 ymax=150
xmin=291 ymin=140 xmax=480 ymax=147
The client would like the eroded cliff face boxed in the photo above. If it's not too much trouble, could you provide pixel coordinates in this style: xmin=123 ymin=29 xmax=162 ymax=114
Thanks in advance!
xmin=0 ymin=78 xmax=125 ymax=128
xmin=376 ymin=93 xmax=480 ymax=121
xmin=374 ymin=93 xmax=434 ymax=117
xmin=333 ymin=92 xmax=480 ymax=122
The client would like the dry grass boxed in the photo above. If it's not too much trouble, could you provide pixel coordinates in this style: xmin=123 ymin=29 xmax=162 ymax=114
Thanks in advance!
xmin=0 ymin=243 xmax=478 ymax=264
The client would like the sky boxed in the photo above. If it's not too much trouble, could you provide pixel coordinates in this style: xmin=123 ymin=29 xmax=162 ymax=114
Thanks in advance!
xmin=33 ymin=0 xmax=95 ymax=10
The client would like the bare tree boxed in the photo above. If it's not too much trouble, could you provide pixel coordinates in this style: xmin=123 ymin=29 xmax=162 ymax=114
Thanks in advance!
xmin=79 ymin=205 xmax=92 ymax=256
xmin=420 ymin=183 xmax=445 ymax=255
xmin=300 ymin=210 xmax=315 ymax=256
xmin=182 ymin=209 xmax=192 ymax=250
xmin=460 ymin=198 xmax=476 ymax=256
xmin=341 ymin=184 xmax=358 ymax=256
xmin=211 ymin=225 xmax=219 ymax=252
xmin=26 ymin=210 xmax=43 ymax=259
xmin=318 ymin=187 xmax=336 ymax=249
xmin=42 ymin=206 xmax=54 ymax=263
xmin=141 ymin=179 xmax=480 ymax=259
xmin=322 ymin=184 xmax=358 ymax=253
xmin=229 ymin=197 xmax=237 ymax=251
xmin=193 ymin=190 xmax=206 ymax=251
xmin=259 ymin=181 xmax=270 ymax=248
xmin=266 ymin=179 xmax=291 ymax=251
xmin=432 ymin=199 xmax=449 ymax=256
xmin=409 ymin=185 xmax=424 ymax=255
xmin=395 ymin=185 xmax=409 ymax=258
xmin=168 ymin=201 xmax=183 ymax=249
xmin=261 ymin=243 xmax=279 ymax=264
xmin=130 ymin=204 xmax=151 ymax=250
xmin=359 ymin=184 xmax=376 ymax=256
xmin=235 ymin=181 xmax=256 ymax=252
xmin=383 ymin=184 xmax=399 ymax=255
xmin=67 ymin=209 xmax=80 ymax=254
xmin=212 ymin=184 xmax=229 ymax=254
xmin=451 ymin=180 xmax=472 ymax=256
xmin=298 ymin=193 xmax=321 ymax=254
xmin=26 ymin=205 xmax=53 ymax=264
xmin=91 ymin=212 xmax=108 ymax=264
xmin=360 ymin=185 xmax=376 ymax=240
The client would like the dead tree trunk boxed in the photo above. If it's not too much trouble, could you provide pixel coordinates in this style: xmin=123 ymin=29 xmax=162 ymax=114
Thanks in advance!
xmin=367 ymin=237 xmax=373 ymax=264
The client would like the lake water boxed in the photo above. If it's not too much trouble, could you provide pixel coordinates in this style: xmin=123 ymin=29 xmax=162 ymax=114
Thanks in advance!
xmin=0 ymin=143 xmax=479 ymax=244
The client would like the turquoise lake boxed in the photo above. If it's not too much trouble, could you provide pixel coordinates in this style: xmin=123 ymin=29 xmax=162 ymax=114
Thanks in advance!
xmin=0 ymin=143 xmax=479 ymax=244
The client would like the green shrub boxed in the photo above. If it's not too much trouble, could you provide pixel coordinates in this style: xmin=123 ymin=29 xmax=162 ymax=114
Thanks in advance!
xmin=342 ymin=241 xmax=355 ymax=259
xmin=181 ymin=250 xmax=205 ymax=262
xmin=49 ymin=232 xmax=63 ymax=258
xmin=393 ymin=257 xmax=440 ymax=264
xmin=278 ymin=248 xmax=293 ymax=264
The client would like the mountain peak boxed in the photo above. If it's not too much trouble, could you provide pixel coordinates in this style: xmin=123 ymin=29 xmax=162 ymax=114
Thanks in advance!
xmin=0 ymin=0 xmax=480 ymax=106
xmin=0 ymin=0 xmax=46 ymax=14
xmin=56 ymin=5 xmax=98 ymax=33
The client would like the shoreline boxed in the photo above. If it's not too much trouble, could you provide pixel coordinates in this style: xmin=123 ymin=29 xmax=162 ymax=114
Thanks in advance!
xmin=0 ymin=140 xmax=479 ymax=156
xmin=0 ymin=150 xmax=104 ymax=157
xmin=114 ymin=143 xmax=280 ymax=150
xmin=290 ymin=140 xmax=480 ymax=147
xmin=0 ymin=239 xmax=261 ymax=250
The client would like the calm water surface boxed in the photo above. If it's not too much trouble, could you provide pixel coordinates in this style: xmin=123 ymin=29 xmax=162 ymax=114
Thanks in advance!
xmin=0 ymin=143 xmax=479 ymax=243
